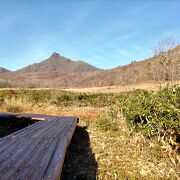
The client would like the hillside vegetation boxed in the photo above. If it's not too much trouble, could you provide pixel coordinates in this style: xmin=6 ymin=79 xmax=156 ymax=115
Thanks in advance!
xmin=16 ymin=52 xmax=99 ymax=74
xmin=0 ymin=45 xmax=179 ymax=88
xmin=0 ymin=67 xmax=10 ymax=73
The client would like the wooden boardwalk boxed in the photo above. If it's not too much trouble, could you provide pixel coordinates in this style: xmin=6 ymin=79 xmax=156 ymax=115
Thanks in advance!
xmin=0 ymin=113 xmax=78 ymax=180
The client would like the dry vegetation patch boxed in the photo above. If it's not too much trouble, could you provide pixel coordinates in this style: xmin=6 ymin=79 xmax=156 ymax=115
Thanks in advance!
xmin=88 ymin=117 xmax=180 ymax=179
xmin=0 ymin=89 xmax=179 ymax=179
xmin=63 ymin=81 xmax=180 ymax=94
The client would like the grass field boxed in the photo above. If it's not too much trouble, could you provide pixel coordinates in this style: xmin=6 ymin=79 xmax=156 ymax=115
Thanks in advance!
xmin=63 ymin=81 xmax=180 ymax=93
xmin=0 ymin=86 xmax=179 ymax=179
xmin=1 ymin=81 xmax=180 ymax=93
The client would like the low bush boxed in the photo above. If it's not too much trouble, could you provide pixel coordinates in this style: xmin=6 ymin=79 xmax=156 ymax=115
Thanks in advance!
xmin=0 ymin=89 xmax=118 ymax=108
xmin=0 ymin=91 xmax=5 ymax=105
xmin=52 ymin=91 xmax=117 ymax=107
xmin=118 ymin=87 xmax=180 ymax=149
xmin=96 ymin=106 xmax=119 ymax=131
xmin=3 ymin=104 xmax=23 ymax=113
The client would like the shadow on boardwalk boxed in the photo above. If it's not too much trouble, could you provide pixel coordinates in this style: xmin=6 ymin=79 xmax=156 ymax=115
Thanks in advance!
xmin=61 ymin=126 xmax=98 ymax=180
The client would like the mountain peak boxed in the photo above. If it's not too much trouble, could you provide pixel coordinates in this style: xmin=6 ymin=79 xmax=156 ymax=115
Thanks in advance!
xmin=0 ymin=67 xmax=10 ymax=73
xmin=16 ymin=52 xmax=100 ymax=74
xmin=50 ymin=52 xmax=61 ymax=59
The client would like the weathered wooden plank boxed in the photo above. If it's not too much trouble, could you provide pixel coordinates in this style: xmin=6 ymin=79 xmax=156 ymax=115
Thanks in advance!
xmin=43 ymin=138 xmax=68 ymax=180
xmin=28 ymin=138 xmax=59 ymax=180
xmin=0 ymin=120 xmax=52 ymax=153
xmin=0 ymin=121 xmax=44 ymax=149
xmin=0 ymin=138 xmax=44 ymax=179
xmin=43 ymin=118 xmax=78 ymax=180
xmin=11 ymin=138 xmax=51 ymax=180
xmin=0 ymin=137 xmax=40 ymax=177
xmin=12 ymin=138 xmax=55 ymax=180
xmin=11 ymin=120 xmax=52 ymax=137
xmin=41 ymin=117 xmax=68 ymax=138
xmin=0 ymin=138 xmax=27 ymax=163
xmin=0 ymin=114 xmax=78 ymax=179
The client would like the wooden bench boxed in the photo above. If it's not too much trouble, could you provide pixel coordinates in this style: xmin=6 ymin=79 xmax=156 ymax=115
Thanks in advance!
xmin=0 ymin=113 xmax=78 ymax=180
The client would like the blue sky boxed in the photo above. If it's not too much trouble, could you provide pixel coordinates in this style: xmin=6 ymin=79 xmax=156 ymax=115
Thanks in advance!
xmin=0 ymin=0 xmax=179 ymax=70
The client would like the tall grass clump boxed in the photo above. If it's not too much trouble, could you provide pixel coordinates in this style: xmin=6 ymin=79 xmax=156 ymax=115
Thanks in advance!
xmin=0 ymin=91 xmax=5 ymax=105
xmin=96 ymin=106 xmax=119 ymax=131
xmin=3 ymin=104 xmax=23 ymax=113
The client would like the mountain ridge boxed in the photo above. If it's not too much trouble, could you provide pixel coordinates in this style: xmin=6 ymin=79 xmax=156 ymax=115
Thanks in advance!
xmin=15 ymin=52 xmax=100 ymax=74
xmin=0 ymin=45 xmax=179 ymax=88
xmin=0 ymin=67 xmax=11 ymax=73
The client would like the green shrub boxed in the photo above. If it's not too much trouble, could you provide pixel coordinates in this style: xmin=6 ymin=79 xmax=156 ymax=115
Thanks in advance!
xmin=118 ymin=87 xmax=180 ymax=144
xmin=0 ymin=89 xmax=118 ymax=108
xmin=96 ymin=105 xmax=119 ymax=131
xmin=96 ymin=115 xmax=118 ymax=131
xmin=53 ymin=92 xmax=117 ymax=107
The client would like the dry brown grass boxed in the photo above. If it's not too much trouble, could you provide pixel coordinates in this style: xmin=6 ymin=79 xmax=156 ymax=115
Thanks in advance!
xmin=0 ymin=101 xmax=179 ymax=179
xmin=63 ymin=81 xmax=180 ymax=93
xmin=0 ymin=98 xmax=103 ymax=124
xmin=1 ymin=81 xmax=179 ymax=93
xmin=88 ymin=115 xmax=180 ymax=179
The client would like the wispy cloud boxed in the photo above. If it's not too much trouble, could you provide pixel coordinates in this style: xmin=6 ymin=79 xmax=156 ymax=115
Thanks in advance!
xmin=0 ymin=0 xmax=179 ymax=70
xmin=117 ymin=49 xmax=131 ymax=57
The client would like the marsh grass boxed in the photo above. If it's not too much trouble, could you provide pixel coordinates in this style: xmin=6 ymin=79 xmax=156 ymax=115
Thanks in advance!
xmin=90 ymin=115 xmax=180 ymax=179
xmin=0 ymin=89 xmax=179 ymax=179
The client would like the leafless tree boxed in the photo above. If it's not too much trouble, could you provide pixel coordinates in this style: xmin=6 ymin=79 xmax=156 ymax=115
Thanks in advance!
xmin=153 ymin=37 xmax=179 ymax=86
xmin=130 ymin=68 xmax=139 ymax=89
